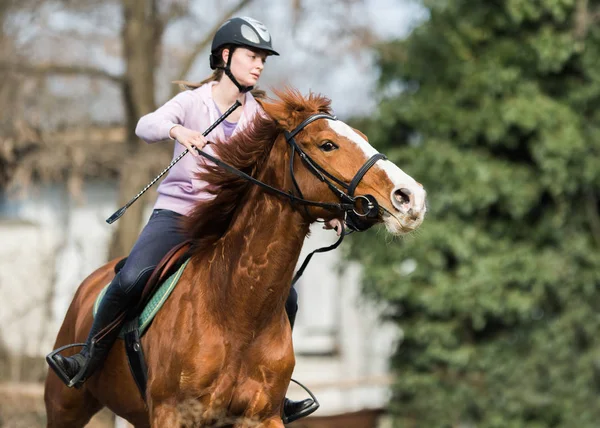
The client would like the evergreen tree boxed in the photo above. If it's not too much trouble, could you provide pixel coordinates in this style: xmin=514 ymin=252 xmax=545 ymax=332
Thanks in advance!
xmin=348 ymin=1 xmax=600 ymax=426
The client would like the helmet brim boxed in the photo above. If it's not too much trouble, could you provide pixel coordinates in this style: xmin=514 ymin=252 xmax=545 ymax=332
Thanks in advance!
xmin=227 ymin=41 xmax=279 ymax=56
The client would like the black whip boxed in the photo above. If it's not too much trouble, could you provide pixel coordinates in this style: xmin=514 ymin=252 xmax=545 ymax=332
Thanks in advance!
xmin=106 ymin=100 xmax=242 ymax=224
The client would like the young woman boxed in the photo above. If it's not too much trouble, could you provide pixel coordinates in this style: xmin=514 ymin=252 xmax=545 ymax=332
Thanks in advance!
xmin=46 ymin=16 xmax=332 ymax=423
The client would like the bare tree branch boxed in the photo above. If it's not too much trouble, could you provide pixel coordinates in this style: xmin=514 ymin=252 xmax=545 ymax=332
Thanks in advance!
xmin=574 ymin=0 xmax=589 ymax=39
xmin=0 ymin=61 xmax=124 ymax=83
xmin=291 ymin=0 xmax=302 ymax=33
xmin=171 ymin=0 xmax=254 ymax=97
xmin=574 ymin=0 xmax=600 ymax=39
xmin=156 ymin=0 xmax=190 ymax=39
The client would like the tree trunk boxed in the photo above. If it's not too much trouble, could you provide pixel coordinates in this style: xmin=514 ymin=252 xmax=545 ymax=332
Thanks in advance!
xmin=108 ymin=0 xmax=161 ymax=259
xmin=108 ymin=0 xmax=257 ymax=259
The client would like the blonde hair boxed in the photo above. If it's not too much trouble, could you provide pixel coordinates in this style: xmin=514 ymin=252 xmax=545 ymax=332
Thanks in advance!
xmin=172 ymin=48 xmax=266 ymax=99
xmin=173 ymin=69 xmax=223 ymax=91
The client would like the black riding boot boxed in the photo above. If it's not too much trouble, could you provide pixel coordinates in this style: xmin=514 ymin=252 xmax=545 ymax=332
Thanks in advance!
xmin=46 ymin=274 xmax=130 ymax=388
xmin=282 ymin=290 xmax=320 ymax=424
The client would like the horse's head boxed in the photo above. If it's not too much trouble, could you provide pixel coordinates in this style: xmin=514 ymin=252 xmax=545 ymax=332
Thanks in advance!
xmin=261 ymin=89 xmax=426 ymax=235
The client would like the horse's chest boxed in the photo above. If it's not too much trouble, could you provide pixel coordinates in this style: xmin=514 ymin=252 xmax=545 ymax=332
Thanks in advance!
xmin=148 ymin=323 xmax=294 ymax=420
xmin=177 ymin=333 xmax=294 ymax=392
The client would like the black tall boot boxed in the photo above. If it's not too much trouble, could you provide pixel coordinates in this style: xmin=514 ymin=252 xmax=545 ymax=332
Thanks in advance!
xmin=282 ymin=293 xmax=320 ymax=424
xmin=46 ymin=274 xmax=130 ymax=388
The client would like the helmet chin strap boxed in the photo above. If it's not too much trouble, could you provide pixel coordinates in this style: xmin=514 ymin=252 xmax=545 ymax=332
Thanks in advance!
xmin=220 ymin=47 xmax=253 ymax=93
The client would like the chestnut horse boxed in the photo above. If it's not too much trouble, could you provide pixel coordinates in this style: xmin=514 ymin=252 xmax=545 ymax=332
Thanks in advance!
xmin=44 ymin=88 xmax=427 ymax=427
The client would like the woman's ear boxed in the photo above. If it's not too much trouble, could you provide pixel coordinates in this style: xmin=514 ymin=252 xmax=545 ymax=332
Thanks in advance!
xmin=221 ymin=48 xmax=230 ymax=65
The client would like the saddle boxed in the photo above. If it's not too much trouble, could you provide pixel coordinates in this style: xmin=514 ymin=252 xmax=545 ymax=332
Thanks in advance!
xmin=96 ymin=241 xmax=318 ymax=411
xmin=127 ymin=240 xmax=192 ymax=314
xmin=94 ymin=244 xmax=192 ymax=338
xmin=108 ymin=241 xmax=192 ymax=401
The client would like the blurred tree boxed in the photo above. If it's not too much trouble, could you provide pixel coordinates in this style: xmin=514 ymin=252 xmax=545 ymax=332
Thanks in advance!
xmin=112 ymin=0 xmax=253 ymax=258
xmin=0 ymin=0 xmax=374 ymax=259
xmin=0 ymin=0 xmax=254 ymax=257
xmin=0 ymin=0 xmax=42 ymax=189
xmin=348 ymin=1 xmax=600 ymax=426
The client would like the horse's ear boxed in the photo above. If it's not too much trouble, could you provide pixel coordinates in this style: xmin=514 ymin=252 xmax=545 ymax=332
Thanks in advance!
xmin=258 ymin=98 xmax=297 ymax=130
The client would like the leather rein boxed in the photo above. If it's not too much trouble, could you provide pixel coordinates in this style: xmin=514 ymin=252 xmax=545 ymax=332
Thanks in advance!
xmin=195 ymin=113 xmax=387 ymax=285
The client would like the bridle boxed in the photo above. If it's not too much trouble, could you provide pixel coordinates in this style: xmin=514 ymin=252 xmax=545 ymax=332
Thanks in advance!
xmin=284 ymin=113 xmax=387 ymax=232
xmin=197 ymin=113 xmax=387 ymax=231
xmin=195 ymin=113 xmax=389 ymax=284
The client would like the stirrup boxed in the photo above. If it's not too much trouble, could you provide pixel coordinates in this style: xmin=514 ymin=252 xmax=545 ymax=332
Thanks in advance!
xmin=282 ymin=378 xmax=320 ymax=424
xmin=46 ymin=341 xmax=96 ymax=388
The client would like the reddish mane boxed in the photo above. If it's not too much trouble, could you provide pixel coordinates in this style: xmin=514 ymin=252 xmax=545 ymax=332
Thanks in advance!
xmin=183 ymin=88 xmax=333 ymax=256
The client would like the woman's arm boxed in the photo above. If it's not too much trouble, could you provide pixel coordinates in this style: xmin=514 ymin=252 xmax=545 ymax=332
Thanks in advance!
xmin=135 ymin=91 xmax=193 ymax=144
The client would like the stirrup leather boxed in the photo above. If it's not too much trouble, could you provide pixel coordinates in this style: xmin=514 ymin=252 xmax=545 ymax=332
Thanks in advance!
xmin=282 ymin=378 xmax=320 ymax=424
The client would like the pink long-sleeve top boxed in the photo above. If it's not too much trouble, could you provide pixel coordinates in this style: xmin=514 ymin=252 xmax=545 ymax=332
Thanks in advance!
xmin=135 ymin=81 xmax=261 ymax=216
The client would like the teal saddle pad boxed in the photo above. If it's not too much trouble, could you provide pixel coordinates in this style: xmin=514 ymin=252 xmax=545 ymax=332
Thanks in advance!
xmin=93 ymin=259 xmax=190 ymax=338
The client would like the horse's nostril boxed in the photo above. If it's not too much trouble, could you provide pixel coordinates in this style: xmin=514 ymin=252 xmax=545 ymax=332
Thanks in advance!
xmin=395 ymin=188 xmax=412 ymax=205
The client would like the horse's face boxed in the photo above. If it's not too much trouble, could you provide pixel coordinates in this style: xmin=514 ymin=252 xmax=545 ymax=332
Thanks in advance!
xmin=293 ymin=118 xmax=427 ymax=235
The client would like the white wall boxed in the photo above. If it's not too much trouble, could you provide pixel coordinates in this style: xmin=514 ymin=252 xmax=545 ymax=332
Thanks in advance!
xmin=0 ymin=219 xmax=57 ymax=356
xmin=0 ymin=182 xmax=126 ymax=356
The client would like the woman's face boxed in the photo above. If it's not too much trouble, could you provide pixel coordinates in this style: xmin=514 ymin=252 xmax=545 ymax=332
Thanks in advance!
xmin=224 ymin=47 xmax=267 ymax=86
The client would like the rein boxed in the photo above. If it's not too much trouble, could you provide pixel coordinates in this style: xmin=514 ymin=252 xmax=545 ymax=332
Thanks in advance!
xmin=194 ymin=148 xmax=357 ymax=214
xmin=283 ymin=113 xmax=387 ymax=231
xmin=194 ymin=113 xmax=387 ymax=285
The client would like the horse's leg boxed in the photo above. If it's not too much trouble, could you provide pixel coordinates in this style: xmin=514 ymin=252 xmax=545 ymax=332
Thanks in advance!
xmin=150 ymin=403 xmax=181 ymax=428
xmin=44 ymin=372 xmax=103 ymax=428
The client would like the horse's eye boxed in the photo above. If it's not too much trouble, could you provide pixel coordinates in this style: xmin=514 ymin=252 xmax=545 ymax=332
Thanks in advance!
xmin=319 ymin=141 xmax=338 ymax=152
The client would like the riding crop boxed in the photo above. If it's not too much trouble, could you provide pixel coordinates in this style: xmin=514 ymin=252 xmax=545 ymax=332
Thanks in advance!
xmin=106 ymin=100 xmax=242 ymax=224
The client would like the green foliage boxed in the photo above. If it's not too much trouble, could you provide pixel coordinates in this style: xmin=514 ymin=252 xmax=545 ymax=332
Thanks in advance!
xmin=348 ymin=1 xmax=600 ymax=426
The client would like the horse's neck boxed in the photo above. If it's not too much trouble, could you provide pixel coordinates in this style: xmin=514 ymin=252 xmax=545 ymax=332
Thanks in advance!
xmin=200 ymin=139 xmax=309 ymax=331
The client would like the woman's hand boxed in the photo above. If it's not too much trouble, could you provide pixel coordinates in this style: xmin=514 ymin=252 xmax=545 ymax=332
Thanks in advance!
xmin=323 ymin=218 xmax=344 ymax=236
xmin=170 ymin=125 xmax=208 ymax=158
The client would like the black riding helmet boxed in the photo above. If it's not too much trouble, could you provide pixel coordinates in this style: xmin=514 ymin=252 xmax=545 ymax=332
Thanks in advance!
xmin=210 ymin=17 xmax=279 ymax=93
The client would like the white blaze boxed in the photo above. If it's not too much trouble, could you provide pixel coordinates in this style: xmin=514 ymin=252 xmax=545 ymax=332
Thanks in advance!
xmin=326 ymin=119 xmax=423 ymax=208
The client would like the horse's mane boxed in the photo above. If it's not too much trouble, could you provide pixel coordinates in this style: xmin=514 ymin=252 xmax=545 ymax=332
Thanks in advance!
xmin=183 ymin=88 xmax=332 ymax=256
